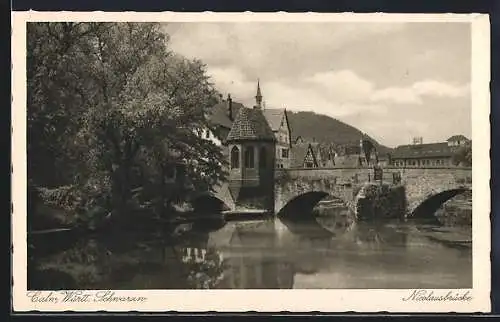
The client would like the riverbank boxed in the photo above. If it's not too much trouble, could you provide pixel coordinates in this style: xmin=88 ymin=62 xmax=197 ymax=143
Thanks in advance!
xmin=435 ymin=191 xmax=472 ymax=227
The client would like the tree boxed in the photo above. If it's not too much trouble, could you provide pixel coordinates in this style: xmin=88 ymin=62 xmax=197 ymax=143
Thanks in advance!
xmin=27 ymin=22 xmax=103 ymax=188
xmin=360 ymin=139 xmax=375 ymax=166
xmin=27 ymin=22 xmax=226 ymax=225
xmin=451 ymin=145 xmax=472 ymax=167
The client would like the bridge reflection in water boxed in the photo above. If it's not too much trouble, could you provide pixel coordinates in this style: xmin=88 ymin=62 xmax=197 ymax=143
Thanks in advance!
xmin=29 ymin=200 xmax=472 ymax=290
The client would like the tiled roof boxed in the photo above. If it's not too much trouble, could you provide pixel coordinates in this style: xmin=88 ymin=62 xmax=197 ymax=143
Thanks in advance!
xmin=262 ymin=108 xmax=285 ymax=132
xmin=310 ymin=142 xmax=335 ymax=159
xmin=377 ymin=153 xmax=391 ymax=161
xmin=335 ymin=155 xmax=362 ymax=167
xmin=291 ymin=143 xmax=316 ymax=168
xmin=208 ymin=100 xmax=244 ymax=129
xmin=391 ymin=142 xmax=454 ymax=159
xmin=226 ymin=107 xmax=276 ymax=142
xmin=309 ymin=142 xmax=322 ymax=161
xmin=447 ymin=135 xmax=469 ymax=142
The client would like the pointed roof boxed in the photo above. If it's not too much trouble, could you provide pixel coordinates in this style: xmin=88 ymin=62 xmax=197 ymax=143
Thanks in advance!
xmin=256 ymin=79 xmax=262 ymax=99
xmin=262 ymin=108 xmax=285 ymax=131
xmin=254 ymin=79 xmax=263 ymax=109
xmin=226 ymin=107 xmax=276 ymax=142
xmin=291 ymin=143 xmax=317 ymax=168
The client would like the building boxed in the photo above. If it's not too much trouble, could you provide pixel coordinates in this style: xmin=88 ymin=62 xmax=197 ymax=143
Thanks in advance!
xmin=390 ymin=135 xmax=470 ymax=168
xmin=329 ymin=140 xmax=374 ymax=167
xmin=315 ymin=143 xmax=336 ymax=168
xmin=376 ymin=153 xmax=391 ymax=167
xmin=226 ymin=97 xmax=276 ymax=211
xmin=203 ymin=81 xmax=293 ymax=169
xmin=290 ymin=143 xmax=320 ymax=168
xmin=290 ymin=139 xmax=382 ymax=169
xmin=262 ymin=107 xmax=292 ymax=168
xmin=294 ymin=136 xmax=305 ymax=145
xmin=203 ymin=94 xmax=245 ymax=147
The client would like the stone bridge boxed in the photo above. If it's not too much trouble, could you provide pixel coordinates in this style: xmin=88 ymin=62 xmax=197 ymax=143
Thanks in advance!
xmin=274 ymin=167 xmax=472 ymax=219
xmin=192 ymin=167 xmax=472 ymax=219
xmin=399 ymin=167 xmax=472 ymax=217
xmin=274 ymin=168 xmax=368 ymax=215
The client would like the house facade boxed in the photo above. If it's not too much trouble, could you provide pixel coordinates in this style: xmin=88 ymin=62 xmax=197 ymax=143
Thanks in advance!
xmin=263 ymin=106 xmax=292 ymax=169
xmin=290 ymin=143 xmax=319 ymax=168
xmin=390 ymin=135 xmax=470 ymax=168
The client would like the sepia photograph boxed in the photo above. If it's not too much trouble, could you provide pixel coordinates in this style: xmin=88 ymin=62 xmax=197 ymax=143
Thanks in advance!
xmin=11 ymin=12 xmax=491 ymax=312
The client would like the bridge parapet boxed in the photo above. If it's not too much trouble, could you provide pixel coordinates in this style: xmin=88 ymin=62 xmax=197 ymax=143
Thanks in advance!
xmin=204 ymin=167 xmax=472 ymax=217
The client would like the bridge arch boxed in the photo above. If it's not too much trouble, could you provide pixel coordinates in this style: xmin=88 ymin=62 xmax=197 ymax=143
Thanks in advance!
xmin=409 ymin=187 xmax=471 ymax=219
xmin=276 ymin=191 xmax=329 ymax=219
xmin=275 ymin=191 xmax=342 ymax=238
xmin=191 ymin=193 xmax=231 ymax=214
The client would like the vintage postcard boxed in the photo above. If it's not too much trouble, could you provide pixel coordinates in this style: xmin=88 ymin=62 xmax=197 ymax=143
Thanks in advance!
xmin=11 ymin=11 xmax=491 ymax=312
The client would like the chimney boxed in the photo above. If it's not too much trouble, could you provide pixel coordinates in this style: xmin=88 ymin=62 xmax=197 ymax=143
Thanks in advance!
xmin=412 ymin=137 xmax=423 ymax=145
xmin=227 ymin=93 xmax=233 ymax=121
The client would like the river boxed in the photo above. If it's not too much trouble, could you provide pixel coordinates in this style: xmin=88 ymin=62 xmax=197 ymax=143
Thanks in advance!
xmin=28 ymin=204 xmax=472 ymax=290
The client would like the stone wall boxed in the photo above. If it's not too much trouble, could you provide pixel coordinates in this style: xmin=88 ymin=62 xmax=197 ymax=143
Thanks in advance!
xmin=355 ymin=183 xmax=406 ymax=221
xmin=274 ymin=166 xmax=472 ymax=219
xmin=274 ymin=170 xmax=361 ymax=214
xmin=435 ymin=189 xmax=472 ymax=227
xmin=399 ymin=168 xmax=472 ymax=214
xmin=214 ymin=166 xmax=472 ymax=217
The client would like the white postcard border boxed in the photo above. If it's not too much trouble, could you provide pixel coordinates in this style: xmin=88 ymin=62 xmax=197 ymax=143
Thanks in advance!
xmin=11 ymin=11 xmax=491 ymax=313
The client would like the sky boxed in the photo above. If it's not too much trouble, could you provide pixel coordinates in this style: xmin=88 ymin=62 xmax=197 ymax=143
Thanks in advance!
xmin=162 ymin=22 xmax=471 ymax=148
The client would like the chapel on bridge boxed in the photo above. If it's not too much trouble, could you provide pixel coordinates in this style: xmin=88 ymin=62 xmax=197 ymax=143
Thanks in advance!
xmin=225 ymin=82 xmax=277 ymax=212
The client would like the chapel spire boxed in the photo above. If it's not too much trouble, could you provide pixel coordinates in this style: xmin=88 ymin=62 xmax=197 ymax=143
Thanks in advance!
xmin=255 ymin=79 xmax=263 ymax=109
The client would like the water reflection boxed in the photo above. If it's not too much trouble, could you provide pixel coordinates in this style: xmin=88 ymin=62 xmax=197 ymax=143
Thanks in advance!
xmin=29 ymin=206 xmax=472 ymax=290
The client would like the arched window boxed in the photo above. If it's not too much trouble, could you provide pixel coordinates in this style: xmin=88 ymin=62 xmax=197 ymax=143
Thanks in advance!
xmin=231 ymin=146 xmax=240 ymax=169
xmin=244 ymin=146 xmax=255 ymax=168
xmin=259 ymin=147 xmax=267 ymax=168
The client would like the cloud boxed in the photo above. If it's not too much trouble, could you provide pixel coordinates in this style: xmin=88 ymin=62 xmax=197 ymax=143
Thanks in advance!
xmin=412 ymin=80 xmax=470 ymax=98
xmin=370 ymin=80 xmax=469 ymax=105
xmin=165 ymin=22 xmax=472 ymax=147
xmin=209 ymin=66 xmax=388 ymax=117
xmin=371 ymin=87 xmax=422 ymax=104
xmin=303 ymin=70 xmax=469 ymax=106
xmin=304 ymin=70 xmax=374 ymax=102
xmin=207 ymin=66 xmax=254 ymax=98
xmin=164 ymin=22 xmax=408 ymax=82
